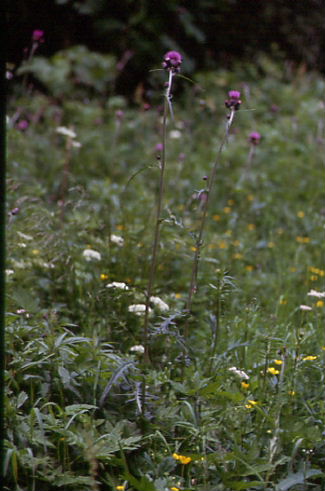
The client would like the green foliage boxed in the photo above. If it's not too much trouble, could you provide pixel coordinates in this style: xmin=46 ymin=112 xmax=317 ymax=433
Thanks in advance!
xmin=5 ymin=59 xmax=325 ymax=490
xmin=17 ymin=45 xmax=117 ymax=98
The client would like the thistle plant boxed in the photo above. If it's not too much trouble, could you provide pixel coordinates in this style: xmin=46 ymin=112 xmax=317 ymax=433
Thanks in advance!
xmin=241 ymin=130 xmax=261 ymax=183
xmin=142 ymin=51 xmax=183 ymax=365
xmin=185 ymin=90 xmax=242 ymax=338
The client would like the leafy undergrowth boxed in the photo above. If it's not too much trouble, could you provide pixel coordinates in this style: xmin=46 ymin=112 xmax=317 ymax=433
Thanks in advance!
xmin=5 ymin=57 xmax=325 ymax=490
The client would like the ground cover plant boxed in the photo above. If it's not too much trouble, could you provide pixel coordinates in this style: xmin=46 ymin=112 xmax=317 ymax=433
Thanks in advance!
xmin=5 ymin=47 xmax=325 ymax=490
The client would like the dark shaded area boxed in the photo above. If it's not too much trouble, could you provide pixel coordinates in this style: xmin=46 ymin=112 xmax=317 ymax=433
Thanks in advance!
xmin=7 ymin=0 xmax=325 ymax=96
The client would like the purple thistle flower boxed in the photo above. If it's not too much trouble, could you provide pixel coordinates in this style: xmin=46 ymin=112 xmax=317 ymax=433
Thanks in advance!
xmin=17 ymin=120 xmax=29 ymax=131
xmin=155 ymin=143 xmax=164 ymax=152
xmin=225 ymin=90 xmax=242 ymax=110
xmin=249 ymin=131 xmax=261 ymax=145
xmin=162 ymin=51 xmax=183 ymax=72
xmin=32 ymin=30 xmax=44 ymax=42
xmin=115 ymin=109 xmax=124 ymax=120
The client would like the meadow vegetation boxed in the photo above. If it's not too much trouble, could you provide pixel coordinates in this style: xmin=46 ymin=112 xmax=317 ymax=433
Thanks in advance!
xmin=5 ymin=49 xmax=325 ymax=490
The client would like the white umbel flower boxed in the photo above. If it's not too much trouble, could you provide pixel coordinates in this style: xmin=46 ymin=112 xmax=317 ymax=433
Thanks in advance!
xmin=56 ymin=126 xmax=77 ymax=139
xmin=128 ymin=304 xmax=151 ymax=316
xmin=82 ymin=249 xmax=101 ymax=261
xmin=110 ymin=234 xmax=124 ymax=247
xmin=307 ymin=290 xmax=325 ymax=298
xmin=150 ymin=296 xmax=169 ymax=311
xmin=300 ymin=304 xmax=312 ymax=311
xmin=106 ymin=282 xmax=129 ymax=290
xmin=130 ymin=345 xmax=145 ymax=354
xmin=228 ymin=367 xmax=249 ymax=380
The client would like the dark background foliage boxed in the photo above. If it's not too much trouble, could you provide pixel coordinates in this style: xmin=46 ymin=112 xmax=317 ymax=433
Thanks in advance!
xmin=7 ymin=0 xmax=325 ymax=95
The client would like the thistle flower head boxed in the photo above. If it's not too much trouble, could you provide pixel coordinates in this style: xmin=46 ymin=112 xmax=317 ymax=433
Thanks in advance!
xmin=249 ymin=131 xmax=261 ymax=145
xmin=155 ymin=143 xmax=164 ymax=152
xmin=32 ymin=29 xmax=44 ymax=42
xmin=162 ymin=51 xmax=183 ymax=72
xmin=225 ymin=90 xmax=242 ymax=110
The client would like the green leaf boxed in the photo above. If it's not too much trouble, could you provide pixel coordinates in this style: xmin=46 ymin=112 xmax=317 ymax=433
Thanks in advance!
xmin=125 ymin=473 xmax=157 ymax=491
xmin=275 ymin=469 xmax=324 ymax=491
xmin=16 ymin=391 xmax=28 ymax=409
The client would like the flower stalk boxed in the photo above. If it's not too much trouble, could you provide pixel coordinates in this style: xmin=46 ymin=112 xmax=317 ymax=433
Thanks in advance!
xmin=142 ymin=52 xmax=182 ymax=366
xmin=185 ymin=91 xmax=241 ymax=339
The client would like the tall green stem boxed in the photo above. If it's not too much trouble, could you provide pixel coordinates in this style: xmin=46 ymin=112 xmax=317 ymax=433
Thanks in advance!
xmin=185 ymin=109 xmax=236 ymax=339
xmin=143 ymin=70 xmax=173 ymax=365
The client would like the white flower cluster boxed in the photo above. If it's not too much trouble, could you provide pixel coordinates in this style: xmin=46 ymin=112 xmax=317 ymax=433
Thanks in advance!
xmin=56 ymin=126 xmax=82 ymax=147
xmin=228 ymin=367 xmax=249 ymax=380
xmin=82 ymin=249 xmax=101 ymax=261
xmin=308 ymin=289 xmax=325 ymax=298
xmin=150 ymin=296 xmax=169 ymax=312
xmin=128 ymin=304 xmax=151 ymax=315
xmin=300 ymin=305 xmax=312 ymax=311
xmin=106 ymin=282 xmax=129 ymax=290
xmin=110 ymin=234 xmax=124 ymax=247
xmin=56 ymin=126 xmax=77 ymax=139
xmin=130 ymin=345 xmax=145 ymax=354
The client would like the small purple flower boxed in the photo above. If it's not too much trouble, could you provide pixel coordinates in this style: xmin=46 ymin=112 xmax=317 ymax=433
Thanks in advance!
xmin=225 ymin=90 xmax=242 ymax=110
xmin=155 ymin=143 xmax=164 ymax=152
xmin=115 ymin=109 xmax=124 ymax=120
xmin=249 ymin=132 xmax=261 ymax=145
xmin=17 ymin=120 xmax=29 ymax=131
xmin=162 ymin=51 xmax=183 ymax=72
xmin=32 ymin=30 xmax=44 ymax=42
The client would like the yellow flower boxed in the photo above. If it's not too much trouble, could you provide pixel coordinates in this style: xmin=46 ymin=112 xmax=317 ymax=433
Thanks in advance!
xmin=172 ymin=453 xmax=192 ymax=465
xmin=191 ymin=246 xmax=197 ymax=252
xmin=268 ymin=242 xmax=275 ymax=248
xmin=316 ymin=300 xmax=324 ymax=308
xmin=223 ymin=206 xmax=232 ymax=214
xmin=179 ymin=456 xmax=191 ymax=465
xmin=32 ymin=249 xmax=40 ymax=255
xmin=267 ymin=367 xmax=280 ymax=375
xmin=247 ymin=223 xmax=256 ymax=231
xmin=321 ymin=346 xmax=325 ymax=351
xmin=218 ymin=240 xmax=228 ymax=249
xmin=170 ymin=488 xmax=179 ymax=491
xmin=212 ymin=214 xmax=221 ymax=221
xmin=227 ymin=199 xmax=235 ymax=206
xmin=247 ymin=194 xmax=254 ymax=201
xmin=303 ymin=355 xmax=318 ymax=361
xmin=175 ymin=293 xmax=182 ymax=299
xmin=116 ymin=224 xmax=124 ymax=231
xmin=274 ymin=359 xmax=283 ymax=365
xmin=116 ymin=486 xmax=125 ymax=491
xmin=233 ymin=253 xmax=243 ymax=260
xmin=245 ymin=265 xmax=254 ymax=272
xmin=245 ymin=400 xmax=258 ymax=409
xmin=279 ymin=298 xmax=287 ymax=305
xmin=296 ymin=236 xmax=310 ymax=244
xmin=288 ymin=390 xmax=296 ymax=396
xmin=241 ymin=381 xmax=250 ymax=389
xmin=232 ymin=239 xmax=241 ymax=247
xmin=100 ymin=273 xmax=109 ymax=280
xmin=310 ymin=275 xmax=318 ymax=281
xmin=297 ymin=211 xmax=305 ymax=218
